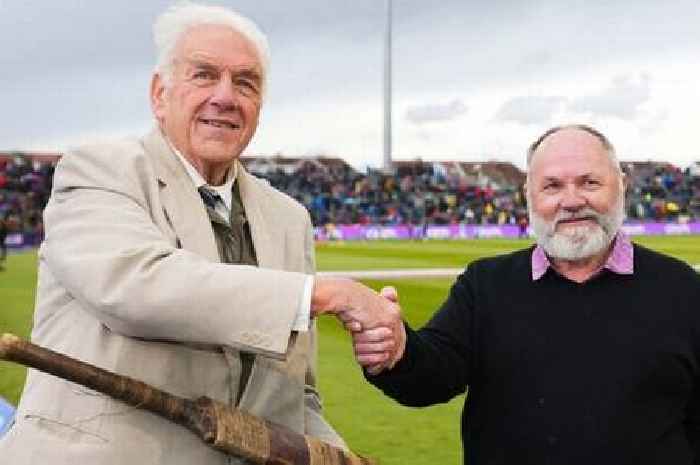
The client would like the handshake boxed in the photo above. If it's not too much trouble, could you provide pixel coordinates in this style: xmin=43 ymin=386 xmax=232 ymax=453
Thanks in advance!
xmin=311 ymin=278 xmax=406 ymax=375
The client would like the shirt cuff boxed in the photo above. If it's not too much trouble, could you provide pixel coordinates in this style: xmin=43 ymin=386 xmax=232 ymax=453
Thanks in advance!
xmin=292 ymin=275 xmax=314 ymax=332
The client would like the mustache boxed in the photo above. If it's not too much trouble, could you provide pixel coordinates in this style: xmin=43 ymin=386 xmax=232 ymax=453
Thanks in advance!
xmin=554 ymin=208 xmax=603 ymax=226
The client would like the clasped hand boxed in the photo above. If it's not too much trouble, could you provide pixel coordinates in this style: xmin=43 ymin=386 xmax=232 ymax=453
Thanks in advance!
xmin=311 ymin=278 xmax=406 ymax=375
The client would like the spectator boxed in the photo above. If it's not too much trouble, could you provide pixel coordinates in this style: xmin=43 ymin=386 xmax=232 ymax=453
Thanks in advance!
xmin=0 ymin=215 xmax=7 ymax=266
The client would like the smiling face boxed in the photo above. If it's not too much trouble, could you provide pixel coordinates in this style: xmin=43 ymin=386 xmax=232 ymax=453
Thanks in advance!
xmin=526 ymin=128 xmax=625 ymax=261
xmin=151 ymin=24 xmax=263 ymax=184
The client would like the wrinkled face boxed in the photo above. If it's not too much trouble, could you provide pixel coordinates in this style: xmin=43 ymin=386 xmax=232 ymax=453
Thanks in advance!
xmin=526 ymin=128 xmax=625 ymax=261
xmin=151 ymin=24 xmax=263 ymax=182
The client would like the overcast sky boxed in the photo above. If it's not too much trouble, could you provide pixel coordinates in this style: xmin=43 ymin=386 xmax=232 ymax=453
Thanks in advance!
xmin=1 ymin=0 xmax=699 ymax=170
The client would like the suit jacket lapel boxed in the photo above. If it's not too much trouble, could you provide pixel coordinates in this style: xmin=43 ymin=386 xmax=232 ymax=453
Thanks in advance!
xmin=142 ymin=128 xmax=219 ymax=262
xmin=237 ymin=162 xmax=282 ymax=270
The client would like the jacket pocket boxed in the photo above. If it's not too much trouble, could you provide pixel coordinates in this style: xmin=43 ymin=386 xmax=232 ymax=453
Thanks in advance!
xmin=22 ymin=376 xmax=108 ymax=442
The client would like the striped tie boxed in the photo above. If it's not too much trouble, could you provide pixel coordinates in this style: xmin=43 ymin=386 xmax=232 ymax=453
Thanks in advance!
xmin=198 ymin=181 xmax=257 ymax=405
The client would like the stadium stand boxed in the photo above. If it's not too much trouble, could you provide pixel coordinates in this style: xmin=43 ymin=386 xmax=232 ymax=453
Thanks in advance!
xmin=0 ymin=152 xmax=698 ymax=246
xmin=622 ymin=161 xmax=700 ymax=222
xmin=243 ymin=155 xmax=699 ymax=228
xmin=244 ymin=156 xmax=530 ymax=227
xmin=0 ymin=153 xmax=57 ymax=248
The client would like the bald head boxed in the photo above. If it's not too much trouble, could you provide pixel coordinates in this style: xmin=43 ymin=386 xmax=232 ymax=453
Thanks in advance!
xmin=527 ymin=125 xmax=624 ymax=196
xmin=527 ymin=124 xmax=621 ymax=175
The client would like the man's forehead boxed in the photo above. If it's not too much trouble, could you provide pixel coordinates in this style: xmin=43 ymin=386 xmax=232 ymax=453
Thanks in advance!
xmin=177 ymin=24 xmax=262 ymax=69
xmin=182 ymin=54 xmax=262 ymax=76
xmin=537 ymin=128 xmax=605 ymax=154
xmin=529 ymin=129 xmax=613 ymax=177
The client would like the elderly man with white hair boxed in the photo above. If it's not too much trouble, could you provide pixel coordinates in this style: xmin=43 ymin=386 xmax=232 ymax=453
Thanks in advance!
xmin=361 ymin=124 xmax=700 ymax=464
xmin=0 ymin=3 xmax=403 ymax=464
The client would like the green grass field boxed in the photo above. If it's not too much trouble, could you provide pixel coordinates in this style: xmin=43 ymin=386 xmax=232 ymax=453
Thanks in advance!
xmin=1 ymin=236 xmax=699 ymax=464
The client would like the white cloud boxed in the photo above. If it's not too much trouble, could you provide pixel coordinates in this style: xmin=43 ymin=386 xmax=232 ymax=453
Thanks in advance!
xmin=494 ymin=96 xmax=567 ymax=125
xmin=404 ymin=99 xmax=468 ymax=125
xmin=1 ymin=1 xmax=699 ymax=170
xmin=568 ymin=74 xmax=652 ymax=121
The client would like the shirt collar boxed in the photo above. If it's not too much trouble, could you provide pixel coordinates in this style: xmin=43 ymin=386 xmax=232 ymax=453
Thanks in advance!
xmin=531 ymin=231 xmax=634 ymax=281
xmin=167 ymin=138 xmax=238 ymax=212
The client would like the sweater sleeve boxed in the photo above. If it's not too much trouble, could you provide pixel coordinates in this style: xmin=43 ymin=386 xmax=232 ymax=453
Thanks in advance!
xmin=684 ymin=386 xmax=700 ymax=464
xmin=365 ymin=268 xmax=475 ymax=407
xmin=685 ymin=271 xmax=700 ymax=463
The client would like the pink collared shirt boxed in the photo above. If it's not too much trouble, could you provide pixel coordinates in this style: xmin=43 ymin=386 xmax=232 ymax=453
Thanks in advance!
xmin=531 ymin=232 xmax=634 ymax=281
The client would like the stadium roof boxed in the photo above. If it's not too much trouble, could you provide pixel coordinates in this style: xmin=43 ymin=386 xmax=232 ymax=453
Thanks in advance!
xmin=0 ymin=151 xmax=62 ymax=163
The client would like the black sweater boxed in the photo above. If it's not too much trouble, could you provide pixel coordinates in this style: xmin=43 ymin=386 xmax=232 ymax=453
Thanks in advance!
xmin=369 ymin=245 xmax=700 ymax=465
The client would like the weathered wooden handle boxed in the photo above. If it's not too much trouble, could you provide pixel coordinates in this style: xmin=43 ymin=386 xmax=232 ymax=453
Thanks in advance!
xmin=0 ymin=333 xmax=189 ymax=422
xmin=0 ymin=333 xmax=377 ymax=465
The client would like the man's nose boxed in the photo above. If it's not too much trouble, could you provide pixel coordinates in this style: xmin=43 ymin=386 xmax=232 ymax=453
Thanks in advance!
xmin=209 ymin=77 xmax=237 ymax=111
xmin=560 ymin=185 xmax=586 ymax=210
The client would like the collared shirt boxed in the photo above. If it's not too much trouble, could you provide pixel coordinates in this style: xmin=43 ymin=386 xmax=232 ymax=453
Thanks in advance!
xmin=172 ymin=146 xmax=238 ymax=224
xmin=531 ymin=231 xmax=634 ymax=281
xmin=168 ymin=139 xmax=312 ymax=331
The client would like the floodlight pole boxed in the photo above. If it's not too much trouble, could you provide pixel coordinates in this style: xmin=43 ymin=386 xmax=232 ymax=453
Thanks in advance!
xmin=383 ymin=0 xmax=393 ymax=173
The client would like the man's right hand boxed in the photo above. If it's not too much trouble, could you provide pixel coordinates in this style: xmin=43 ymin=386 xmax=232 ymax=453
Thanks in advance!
xmin=311 ymin=278 xmax=399 ymax=330
xmin=311 ymin=279 xmax=405 ymax=375
xmin=353 ymin=286 xmax=406 ymax=375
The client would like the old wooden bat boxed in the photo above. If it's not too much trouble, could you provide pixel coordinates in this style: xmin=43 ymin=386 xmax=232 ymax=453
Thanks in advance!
xmin=0 ymin=333 xmax=376 ymax=465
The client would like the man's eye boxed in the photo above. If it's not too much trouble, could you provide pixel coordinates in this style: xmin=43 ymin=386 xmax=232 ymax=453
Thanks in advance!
xmin=543 ymin=183 xmax=559 ymax=191
xmin=236 ymin=79 xmax=260 ymax=95
xmin=584 ymin=179 xmax=601 ymax=188
xmin=193 ymin=70 xmax=215 ymax=80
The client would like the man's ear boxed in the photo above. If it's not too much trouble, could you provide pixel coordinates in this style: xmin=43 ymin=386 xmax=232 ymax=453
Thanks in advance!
xmin=150 ymin=73 xmax=166 ymax=121
xmin=621 ymin=172 xmax=630 ymax=191
xmin=523 ymin=177 xmax=530 ymax=198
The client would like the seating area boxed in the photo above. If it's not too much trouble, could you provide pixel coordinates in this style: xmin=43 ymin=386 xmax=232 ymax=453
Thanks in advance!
xmin=1 ymin=153 xmax=698 ymax=240
xmin=622 ymin=161 xmax=700 ymax=223
xmin=0 ymin=153 xmax=57 ymax=246
xmin=245 ymin=156 xmax=699 ymax=227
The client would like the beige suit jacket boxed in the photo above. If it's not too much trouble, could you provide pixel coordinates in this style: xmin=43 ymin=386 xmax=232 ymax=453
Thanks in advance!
xmin=0 ymin=129 xmax=344 ymax=464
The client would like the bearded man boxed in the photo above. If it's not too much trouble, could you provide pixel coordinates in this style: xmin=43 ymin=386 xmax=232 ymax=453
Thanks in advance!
xmin=358 ymin=125 xmax=700 ymax=465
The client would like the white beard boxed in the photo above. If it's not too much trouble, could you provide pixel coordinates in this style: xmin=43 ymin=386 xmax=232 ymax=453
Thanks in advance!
xmin=529 ymin=195 xmax=625 ymax=261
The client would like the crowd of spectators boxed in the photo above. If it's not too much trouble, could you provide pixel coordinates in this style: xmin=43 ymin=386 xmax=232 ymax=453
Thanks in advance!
xmin=250 ymin=157 xmax=700 ymax=228
xmin=623 ymin=162 xmax=700 ymax=223
xmin=1 ymin=153 xmax=699 ymax=246
xmin=0 ymin=155 xmax=55 ymax=247
xmin=250 ymin=158 xmax=530 ymax=227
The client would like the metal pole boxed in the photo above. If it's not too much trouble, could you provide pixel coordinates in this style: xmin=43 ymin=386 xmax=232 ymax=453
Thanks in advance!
xmin=383 ymin=0 xmax=393 ymax=173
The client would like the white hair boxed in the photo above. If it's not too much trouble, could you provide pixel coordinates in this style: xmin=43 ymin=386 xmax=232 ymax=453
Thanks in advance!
xmin=153 ymin=1 xmax=270 ymax=87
